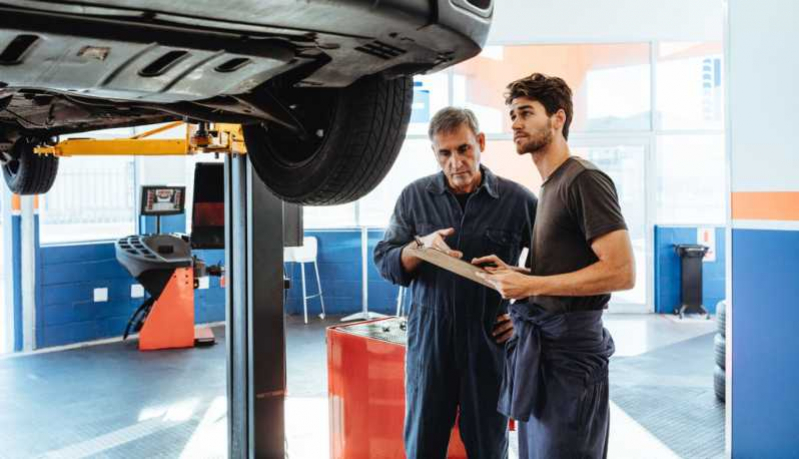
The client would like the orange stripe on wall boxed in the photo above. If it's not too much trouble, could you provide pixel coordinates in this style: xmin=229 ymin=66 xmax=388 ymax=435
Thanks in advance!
xmin=732 ymin=192 xmax=799 ymax=221
xmin=10 ymin=194 xmax=40 ymax=211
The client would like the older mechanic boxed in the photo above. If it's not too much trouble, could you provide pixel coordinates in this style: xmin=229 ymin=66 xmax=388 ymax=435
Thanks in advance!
xmin=374 ymin=107 xmax=537 ymax=459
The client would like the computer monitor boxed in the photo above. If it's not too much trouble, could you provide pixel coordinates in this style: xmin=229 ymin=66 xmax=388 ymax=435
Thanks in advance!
xmin=140 ymin=186 xmax=186 ymax=216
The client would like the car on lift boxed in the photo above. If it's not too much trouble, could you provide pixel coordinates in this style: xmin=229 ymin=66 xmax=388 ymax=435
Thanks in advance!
xmin=0 ymin=1 xmax=492 ymax=204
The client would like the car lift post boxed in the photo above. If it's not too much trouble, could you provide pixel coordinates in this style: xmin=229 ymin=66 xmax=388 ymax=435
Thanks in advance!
xmin=225 ymin=152 xmax=287 ymax=458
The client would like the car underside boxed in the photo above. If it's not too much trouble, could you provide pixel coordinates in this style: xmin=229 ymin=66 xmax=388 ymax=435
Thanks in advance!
xmin=0 ymin=0 xmax=492 ymax=203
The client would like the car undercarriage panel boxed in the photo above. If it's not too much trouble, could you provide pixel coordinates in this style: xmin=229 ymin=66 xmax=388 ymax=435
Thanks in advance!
xmin=1 ymin=37 xmax=295 ymax=105
xmin=0 ymin=0 xmax=490 ymax=136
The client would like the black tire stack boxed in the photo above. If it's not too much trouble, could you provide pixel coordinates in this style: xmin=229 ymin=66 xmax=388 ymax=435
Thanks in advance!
xmin=714 ymin=300 xmax=726 ymax=402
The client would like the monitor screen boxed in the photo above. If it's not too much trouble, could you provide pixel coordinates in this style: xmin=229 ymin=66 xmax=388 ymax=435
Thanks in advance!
xmin=140 ymin=186 xmax=185 ymax=216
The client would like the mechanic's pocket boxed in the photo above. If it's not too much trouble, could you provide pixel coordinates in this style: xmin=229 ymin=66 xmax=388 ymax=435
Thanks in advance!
xmin=484 ymin=228 xmax=521 ymax=265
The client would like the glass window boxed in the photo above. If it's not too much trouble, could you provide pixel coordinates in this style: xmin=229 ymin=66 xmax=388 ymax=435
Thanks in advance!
xmin=451 ymin=43 xmax=651 ymax=134
xmin=358 ymin=139 xmax=440 ymax=227
xmin=304 ymin=204 xmax=357 ymax=229
xmin=656 ymin=134 xmax=726 ymax=225
xmin=40 ymin=155 xmax=136 ymax=244
xmin=657 ymin=42 xmax=724 ymax=130
xmin=572 ymin=145 xmax=647 ymax=306
xmin=407 ymin=74 xmax=450 ymax=136
xmin=481 ymin=140 xmax=542 ymax=193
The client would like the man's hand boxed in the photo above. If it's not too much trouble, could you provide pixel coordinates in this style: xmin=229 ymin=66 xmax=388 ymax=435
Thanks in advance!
xmin=492 ymin=313 xmax=514 ymax=343
xmin=471 ymin=254 xmax=510 ymax=270
xmin=478 ymin=269 xmax=536 ymax=300
xmin=401 ymin=227 xmax=462 ymax=273
xmin=416 ymin=227 xmax=463 ymax=259
xmin=472 ymin=254 xmax=531 ymax=274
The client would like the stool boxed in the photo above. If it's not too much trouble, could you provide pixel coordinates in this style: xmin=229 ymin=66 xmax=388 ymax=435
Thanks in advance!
xmin=284 ymin=236 xmax=326 ymax=324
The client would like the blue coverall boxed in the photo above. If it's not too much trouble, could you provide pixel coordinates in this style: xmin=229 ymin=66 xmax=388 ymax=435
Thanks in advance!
xmin=374 ymin=166 xmax=537 ymax=459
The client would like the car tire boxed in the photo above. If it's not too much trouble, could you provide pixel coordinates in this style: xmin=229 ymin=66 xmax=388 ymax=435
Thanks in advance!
xmin=2 ymin=137 xmax=59 ymax=195
xmin=714 ymin=333 xmax=726 ymax=369
xmin=243 ymin=74 xmax=413 ymax=205
xmin=714 ymin=364 xmax=726 ymax=402
xmin=716 ymin=300 xmax=726 ymax=337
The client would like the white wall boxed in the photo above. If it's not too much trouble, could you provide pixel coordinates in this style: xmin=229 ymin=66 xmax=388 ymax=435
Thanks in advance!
xmin=488 ymin=0 xmax=723 ymax=44
xmin=728 ymin=0 xmax=799 ymax=191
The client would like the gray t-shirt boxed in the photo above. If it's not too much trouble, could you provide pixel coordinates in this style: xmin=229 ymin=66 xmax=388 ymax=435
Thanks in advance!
xmin=529 ymin=156 xmax=627 ymax=312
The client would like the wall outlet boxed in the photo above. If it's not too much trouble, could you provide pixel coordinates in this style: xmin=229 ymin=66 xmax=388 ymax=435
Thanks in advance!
xmin=131 ymin=284 xmax=145 ymax=298
xmin=93 ymin=287 xmax=108 ymax=303
xmin=198 ymin=277 xmax=210 ymax=290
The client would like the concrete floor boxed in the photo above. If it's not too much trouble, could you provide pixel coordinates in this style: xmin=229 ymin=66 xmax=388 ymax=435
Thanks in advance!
xmin=0 ymin=313 xmax=722 ymax=458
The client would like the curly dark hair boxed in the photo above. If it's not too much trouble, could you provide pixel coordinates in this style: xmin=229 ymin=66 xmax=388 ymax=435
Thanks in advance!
xmin=504 ymin=73 xmax=574 ymax=140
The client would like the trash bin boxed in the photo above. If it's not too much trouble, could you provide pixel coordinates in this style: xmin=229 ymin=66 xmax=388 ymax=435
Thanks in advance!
xmin=674 ymin=244 xmax=709 ymax=317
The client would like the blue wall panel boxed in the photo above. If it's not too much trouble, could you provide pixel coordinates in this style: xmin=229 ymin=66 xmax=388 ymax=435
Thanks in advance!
xmin=284 ymin=229 xmax=398 ymax=316
xmin=38 ymin=241 xmax=138 ymax=347
xmin=732 ymin=229 xmax=799 ymax=456
xmin=37 ymin=240 xmax=227 ymax=348
xmin=35 ymin=224 xmax=733 ymax=346
xmin=654 ymin=226 xmax=726 ymax=314
xmin=12 ymin=216 xmax=21 ymax=351
xmin=35 ymin=228 xmax=409 ymax=347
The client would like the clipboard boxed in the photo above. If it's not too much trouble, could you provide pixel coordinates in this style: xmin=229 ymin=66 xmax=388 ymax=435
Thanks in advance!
xmin=407 ymin=238 xmax=497 ymax=290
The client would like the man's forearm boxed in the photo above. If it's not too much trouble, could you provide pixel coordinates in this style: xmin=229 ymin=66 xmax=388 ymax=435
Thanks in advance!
xmin=525 ymin=259 xmax=635 ymax=297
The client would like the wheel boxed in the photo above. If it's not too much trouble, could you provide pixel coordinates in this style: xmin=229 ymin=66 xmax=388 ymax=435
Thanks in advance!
xmin=2 ymin=137 xmax=59 ymax=195
xmin=243 ymin=74 xmax=413 ymax=205
xmin=714 ymin=364 xmax=726 ymax=402
xmin=714 ymin=333 xmax=726 ymax=369
xmin=716 ymin=300 xmax=726 ymax=337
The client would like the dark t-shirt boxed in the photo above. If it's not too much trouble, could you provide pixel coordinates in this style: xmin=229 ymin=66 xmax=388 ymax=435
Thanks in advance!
xmin=529 ymin=156 xmax=627 ymax=312
xmin=455 ymin=191 xmax=471 ymax=211
xmin=453 ymin=175 xmax=482 ymax=211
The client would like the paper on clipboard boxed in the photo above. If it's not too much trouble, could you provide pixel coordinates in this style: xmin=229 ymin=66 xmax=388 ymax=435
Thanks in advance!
xmin=406 ymin=244 xmax=497 ymax=290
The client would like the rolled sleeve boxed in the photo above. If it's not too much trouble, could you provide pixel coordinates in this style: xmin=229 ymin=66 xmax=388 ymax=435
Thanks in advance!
xmin=374 ymin=196 xmax=416 ymax=287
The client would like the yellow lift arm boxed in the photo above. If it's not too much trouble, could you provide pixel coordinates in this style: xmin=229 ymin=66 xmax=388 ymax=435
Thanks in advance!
xmin=34 ymin=122 xmax=248 ymax=157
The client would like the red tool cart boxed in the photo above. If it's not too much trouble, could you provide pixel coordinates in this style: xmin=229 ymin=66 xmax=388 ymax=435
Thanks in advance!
xmin=327 ymin=317 xmax=467 ymax=459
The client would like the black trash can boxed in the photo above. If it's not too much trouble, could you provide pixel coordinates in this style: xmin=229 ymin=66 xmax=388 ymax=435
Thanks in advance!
xmin=674 ymin=244 xmax=710 ymax=317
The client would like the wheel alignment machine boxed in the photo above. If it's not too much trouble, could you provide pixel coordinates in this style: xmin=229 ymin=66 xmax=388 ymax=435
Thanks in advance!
xmin=37 ymin=122 xmax=302 ymax=457
xmin=116 ymin=180 xmax=221 ymax=350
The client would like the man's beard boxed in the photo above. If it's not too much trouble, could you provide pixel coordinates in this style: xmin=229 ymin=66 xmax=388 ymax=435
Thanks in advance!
xmin=516 ymin=121 xmax=553 ymax=155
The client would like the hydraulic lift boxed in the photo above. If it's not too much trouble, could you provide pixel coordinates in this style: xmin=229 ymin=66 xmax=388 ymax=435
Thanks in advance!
xmin=36 ymin=123 xmax=294 ymax=458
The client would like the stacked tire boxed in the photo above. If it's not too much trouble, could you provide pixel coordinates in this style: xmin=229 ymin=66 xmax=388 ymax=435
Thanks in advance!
xmin=714 ymin=300 xmax=726 ymax=402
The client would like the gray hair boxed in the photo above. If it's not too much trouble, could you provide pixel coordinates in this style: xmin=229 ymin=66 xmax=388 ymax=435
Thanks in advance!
xmin=427 ymin=107 xmax=480 ymax=140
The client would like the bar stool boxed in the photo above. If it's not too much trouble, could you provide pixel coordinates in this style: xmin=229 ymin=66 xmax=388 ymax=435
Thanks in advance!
xmin=284 ymin=236 xmax=326 ymax=324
